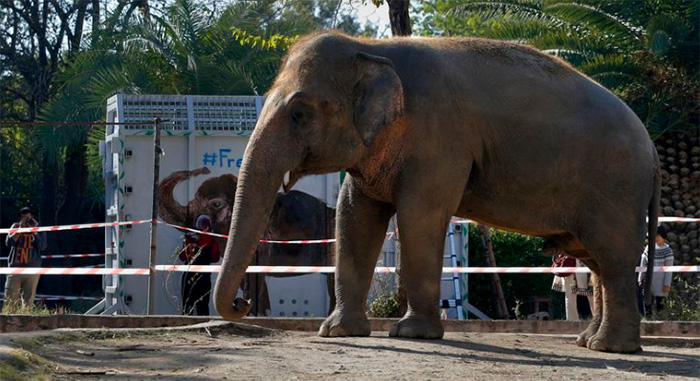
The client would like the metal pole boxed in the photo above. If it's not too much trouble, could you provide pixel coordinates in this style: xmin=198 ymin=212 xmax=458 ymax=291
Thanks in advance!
xmin=0 ymin=134 xmax=3 ymax=228
xmin=447 ymin=223 xmax=464 ymax=320
xmin=453 ymin=222 xmax=470 ymax=319
xmin=463 ymin=222 xmax=469 ymax=319
xmin=147 ymin=117 xmax=162 ymax=315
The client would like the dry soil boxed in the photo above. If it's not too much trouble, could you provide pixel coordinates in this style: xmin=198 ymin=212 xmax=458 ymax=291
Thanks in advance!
xmin=0 ymin=321 xmax=698 ymax=380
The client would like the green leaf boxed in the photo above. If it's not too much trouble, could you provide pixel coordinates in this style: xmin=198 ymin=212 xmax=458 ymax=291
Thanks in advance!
xmin=649 ymin=30 xmax=671 ymax=54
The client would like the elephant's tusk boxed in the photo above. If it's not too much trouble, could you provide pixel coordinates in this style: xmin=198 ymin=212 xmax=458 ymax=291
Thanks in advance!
xmin=283 ymin=171 xmax=291 ymax=187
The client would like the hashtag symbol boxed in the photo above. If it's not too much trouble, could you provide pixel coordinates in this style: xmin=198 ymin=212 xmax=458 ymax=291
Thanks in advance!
xmin=202 ymin=152 xmax=217 ymax=166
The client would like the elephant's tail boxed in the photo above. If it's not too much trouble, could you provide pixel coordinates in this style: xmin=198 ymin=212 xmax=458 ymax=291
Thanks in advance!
xmin=643 ymin=149 xmax=662 ymax=308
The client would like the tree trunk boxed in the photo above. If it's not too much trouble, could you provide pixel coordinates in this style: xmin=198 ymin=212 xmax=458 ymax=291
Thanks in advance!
xmin=385 ymin=1 xmax=411 ymax=314
xmin=58 ymin=144 xmax=87 ymax=224
xmin=91 ymin=0 xmax=100 ymax=42
xmin=40 ymin=158 xmax=59 ymax=254
xmin=387 ymin=0 xmax=412 ymax=37
xmin=478 ymin=225 xmax=509 ymax=319
xmin=56 ymin=142 xmax=88 ymax=255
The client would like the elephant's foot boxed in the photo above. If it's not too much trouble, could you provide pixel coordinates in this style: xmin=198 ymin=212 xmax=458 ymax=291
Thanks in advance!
xmin=586 ymin=324 xmax=641 ymax=353
xmin=576 ymin=316 xmax=601 ymax=347
xmin=318 ymin=310 xmax=370 ymax=337
xmin=389 ymin=315 xmax=443 ymax=339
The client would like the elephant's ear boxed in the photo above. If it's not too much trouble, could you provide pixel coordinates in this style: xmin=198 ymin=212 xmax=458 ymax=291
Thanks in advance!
xmin=353 ymin=52 xmax=404 ymax=147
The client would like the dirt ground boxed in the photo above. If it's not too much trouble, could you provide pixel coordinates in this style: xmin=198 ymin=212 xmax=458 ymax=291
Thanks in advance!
xmin=1 ymin=321 xmax=698 ymax=380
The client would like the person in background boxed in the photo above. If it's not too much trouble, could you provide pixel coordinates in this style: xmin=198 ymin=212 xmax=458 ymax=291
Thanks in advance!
xmin=638 ymin=225 xmax=674 ymax=317
xmin=573 ymin=258 xmax=594 ymax=317
xmin=180 ymin=215 xmax=220 ymax=316
xmin=551 ymin=254 xmax=578 ymax=320
xmin=552 ymin=254 xmax=594 ymax=320
xmin=4 ymin=207 xmax=46 ymax=310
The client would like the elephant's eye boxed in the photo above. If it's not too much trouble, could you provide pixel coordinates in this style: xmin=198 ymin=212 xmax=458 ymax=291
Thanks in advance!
xmin=291 ymin=108 xmax=304 ymax=123
xmin=290 ymin=102 xmax=313 ymax=126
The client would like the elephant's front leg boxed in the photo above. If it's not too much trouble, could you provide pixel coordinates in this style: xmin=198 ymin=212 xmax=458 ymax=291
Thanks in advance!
xmin=319 ymin=178 xmax=395 ymax=337
xmin=325 ymin=273 xmax=336 ymax=315
xmin=389 ymin=205 xmax=452 ymax=339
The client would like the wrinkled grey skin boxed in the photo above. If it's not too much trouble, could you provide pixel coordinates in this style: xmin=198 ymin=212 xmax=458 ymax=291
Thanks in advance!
xmin=213 ymin=31 xmax=660 ymax=354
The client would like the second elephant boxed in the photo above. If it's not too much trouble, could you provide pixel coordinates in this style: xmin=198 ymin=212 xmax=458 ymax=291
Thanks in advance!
xmin=158 ymin=167 xmax=335 ymax=315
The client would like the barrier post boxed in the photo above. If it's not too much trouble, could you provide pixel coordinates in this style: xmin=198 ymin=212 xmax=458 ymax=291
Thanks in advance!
xmin=147 ymin=117 xmax=163 ymax=315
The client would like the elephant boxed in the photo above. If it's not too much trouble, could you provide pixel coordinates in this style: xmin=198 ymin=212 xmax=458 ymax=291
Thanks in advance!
xmin=158 ymin=167 xmax=335 ymax=316
xmin=213 ymin=31 xmax=660 ymax=354
xmin=158 ymin=167 xmax=236 ymax=236
xmin=251 ymin=190 xmax=336 ymax=316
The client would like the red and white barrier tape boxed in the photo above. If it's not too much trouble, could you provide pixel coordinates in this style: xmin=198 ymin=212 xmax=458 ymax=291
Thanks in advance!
xmin=158 ymin=220 xmax=391 ymax=243
xmin=36 ymin=296 xmax=102 ymax=301
xmin=0 ymin=295 xmax=104 ymax=302
xmin=0 ymin=220 xmax=151 ymax=234
xmin=1 ymin=253 xmax=105 ymax=261
xmin=450 ymin=217 xmax=700 ymax=224
xmin=1 ymin=216 xmax=697 ymax=244
xmin=0 ymin=265 xmax=696 ymax=276
xmin=153 ymin=265 xmax=700 ymax=274
xmin=42 ymin=253 xmax=105 ymax=259
xmin=657 ymin=217 xmax=700 ymax=223
xmin=0 ymin=268 xmax=149 ymax=275
xmin=260 ymin=237 xmax=336 ymax=244
xmin=156 ymin=220 xmax=229 ymax=238
xmin=0 ymin=293 xmax=103 ymax=301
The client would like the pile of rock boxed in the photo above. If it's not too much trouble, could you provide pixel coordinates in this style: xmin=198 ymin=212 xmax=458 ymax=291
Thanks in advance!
xmin=656 ymin=132 xmax=700 ymax=282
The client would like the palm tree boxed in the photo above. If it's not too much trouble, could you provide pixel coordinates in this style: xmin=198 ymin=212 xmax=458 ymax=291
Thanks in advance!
xmin=38 ymin=0 xmax=304 ymax=232
xmin=421 ymin=0 xmax=698 ymax=138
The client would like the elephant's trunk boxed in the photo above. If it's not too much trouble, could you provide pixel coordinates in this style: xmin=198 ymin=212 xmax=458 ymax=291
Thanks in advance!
xmin=157 ymin=167 xmax=210 ymax=227
xmin=213 ymin=129 xmax=298 ymax=320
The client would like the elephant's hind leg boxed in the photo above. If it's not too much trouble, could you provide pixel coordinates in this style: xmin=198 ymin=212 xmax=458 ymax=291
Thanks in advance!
xmin=319 ymin=178 xmax=395 ymax=337
xmin=577 ymin=222 xmax=644 ymax=353
xmin=586 ymin=267 xmax=641 ymax=353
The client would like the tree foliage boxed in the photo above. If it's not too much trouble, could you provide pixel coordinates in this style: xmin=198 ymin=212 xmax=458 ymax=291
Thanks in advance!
xmin=465 ymin=226 xmax=553 ymax=319
xmin=415 ymin=0 xmax=699 ymax=319
xmin=417 ymin=0 xmax=699 ymax=139
xmin=1 ymin=0 xmax=378 ymax=252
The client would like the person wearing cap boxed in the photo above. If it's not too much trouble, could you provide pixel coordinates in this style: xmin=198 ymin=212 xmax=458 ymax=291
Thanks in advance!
xmin=179 ymin=215 xmax=220 ymax=316
xmin=3 ymin=207 xmax=47 ymax=310
xmin=638 ymin=225 xmax=675 ymax=316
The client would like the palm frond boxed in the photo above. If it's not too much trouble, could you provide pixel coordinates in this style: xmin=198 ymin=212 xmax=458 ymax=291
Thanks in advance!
xmin=646 ymin=14 xmax=692 ymax=55
xmin=449 ymin=0 xmax=548 ymax=21
xmin=543 ymin=2 xmax=644 ymax=46
xmin=533 ymin=28 xmax=609 ymax=49
xmin=577 ymin=53 xmax=638 ymax=74
xmin=482 ymin=18 xmax=559 ymax=42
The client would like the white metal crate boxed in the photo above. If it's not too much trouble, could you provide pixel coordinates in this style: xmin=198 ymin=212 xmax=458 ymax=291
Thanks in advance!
xmin=114 ymin=94 xmax=263 ymax=135
xmin=97 ymin=93 xmax=344 ymax=316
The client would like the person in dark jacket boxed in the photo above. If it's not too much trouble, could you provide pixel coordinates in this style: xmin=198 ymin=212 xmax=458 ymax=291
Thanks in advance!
xmin=4 ymin=207 xmax=46 ymax=309
xmin=180 ymin=215 xmax=220 ymax=316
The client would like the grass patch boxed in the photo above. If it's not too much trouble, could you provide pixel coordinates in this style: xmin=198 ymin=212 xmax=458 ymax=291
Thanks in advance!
xmin=0 ymin=349 xmax=50 ymax=381
xmin=1 ymin=303 xmax=72 ymax=315
xmin=14 ymin=333 xmax=80 ymax=351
